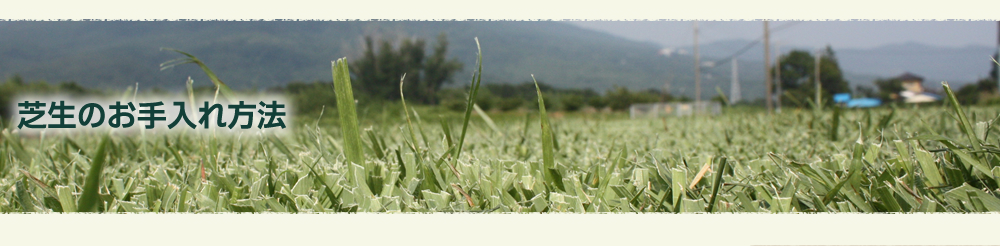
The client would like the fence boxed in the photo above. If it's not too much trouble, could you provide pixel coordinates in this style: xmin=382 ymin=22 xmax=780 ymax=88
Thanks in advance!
xmin=628 ymin=101 xmax=722 ymax=119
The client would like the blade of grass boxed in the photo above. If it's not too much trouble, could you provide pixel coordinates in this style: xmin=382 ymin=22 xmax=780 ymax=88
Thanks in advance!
xmin=909 ymin=134 xmax=992 ymax=175
xmin=914 ymin=148 xmax=945 ymax=188
xmin=331 ymin=58 xmax=365 ymax=169
xmin=714 ymin=86 xmax=729 ymax=106
xmin=15 ymin=180 xmax=35 ymax=212
xmin=399 ymin=74 xmax=420 ymax=152
xmin=453 ymin=38 xmax=484 ymax=161
xmin=160 ymin=48 xmax=237 ymax=102
xmin=706 ymin=157 xmax=728 ymax=212
xmin=412 ymin=109 xmax=432 ymax=151
xmin=823 ymin=137 xmax=866 ymax=205
xmin=532 ymin=74 xmax=554 ymax=171
xmin=76 ymin=135 xmax=111 ymax=212
xmin=440 ymin=119 xmax=454 ymax=152
xmin=830 ymin=105 xmax=841 ymax=141
xmin=185 ymin=76 xmax=196 ymax=114
xmin=473 ymin=103 xmax=503 ymax=137
xmin=56 ymin=185 xmax=77 ymax=212
xmin=941 ymin=82 xmax=982 ymax=153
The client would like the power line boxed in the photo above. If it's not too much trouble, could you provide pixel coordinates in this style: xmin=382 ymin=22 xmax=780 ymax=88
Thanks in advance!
xmin=706 ymin=21 xmax=801 ymax=68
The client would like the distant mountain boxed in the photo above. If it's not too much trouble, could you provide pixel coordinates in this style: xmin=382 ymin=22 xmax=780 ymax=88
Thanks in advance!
xmin=688 ymin=39 xmax=995 ymax=87
xmin=0 ymin=21 xmax=776 ymax=100
xmin=838 ymin=42 xmax=995 ymax=85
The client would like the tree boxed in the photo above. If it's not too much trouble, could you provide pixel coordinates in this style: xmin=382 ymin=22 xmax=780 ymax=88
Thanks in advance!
xmin=587 ymin=96 xmax=608 ymax=110
xmin=281 ymin=81 xmax=339 ymax=115
xmin=421 ymin=33 xmax=464 ymax=104
xmin=872 ymin=78 xmax=903 ymax=103
xmin=605 ymin=86 xmax=634 ymax=111
xmin=818 ymin=47 xmax=852 ymax=94
xmin=942 ymin=53 xmax=999 ymax=105
xmin=350 ymin=33 xmax=462 ymax=104
xmin=561 ymin=94 xmax=584 ymax=112
xmin=605 ymin=86 xmax=660 ymax=111
xmin=854 ymin=85 xmax=878 ymax=98
xmin=398 ymin=38 xmax=427 ymax=101
xmin=351 ymin=36 xmax=394 ymax=101
xmin=773 ymin=46 xmax=851 ymax=107
xmin=1 ymin=76 xmax=93 ymax=120
xmin=475 ymin=87 xmax=498 ymax=111
xmin=955 ymin=78 xmax=999 ymax=105
xmin=499 ymin=97 xmax=524 ymax=111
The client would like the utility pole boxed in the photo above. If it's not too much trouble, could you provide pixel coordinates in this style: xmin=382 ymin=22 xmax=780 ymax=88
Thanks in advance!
xmin=694 ymin=21 xmax=701 ymax=104
xmin=730 ymin=57 xmax=741 ymax=103
xmin=774 ymin=41 xmax=782 ymax=113
xmin=814 ymin=48 xmax=822 ymax=113
xmin=763 ymin=21 xmax=772 ymax=114
xmin=664 ymin=73 xmax=673 ymax=101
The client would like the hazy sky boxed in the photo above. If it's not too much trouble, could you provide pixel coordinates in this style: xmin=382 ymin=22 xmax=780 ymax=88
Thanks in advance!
xmin=568 ymin=21 xmax=998 ymax=49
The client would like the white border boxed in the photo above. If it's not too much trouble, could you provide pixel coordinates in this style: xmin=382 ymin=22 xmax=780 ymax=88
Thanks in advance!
xmin=1 ymin=213 xmax=998 ymax=245
xmin=4 ymin=1 xmax=1000 ymax=246
xmin=1 ymin=0 xmax=999 ymax=20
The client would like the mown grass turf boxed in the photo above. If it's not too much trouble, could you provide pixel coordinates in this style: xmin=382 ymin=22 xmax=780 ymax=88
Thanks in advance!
xmin=2 ymin=101 xmax=1000 ymax=212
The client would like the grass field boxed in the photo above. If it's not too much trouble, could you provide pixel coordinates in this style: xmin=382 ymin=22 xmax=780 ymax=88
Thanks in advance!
xmin=3 ymin=97 xmax=1000 ymax=212
xmin=2 ymin=46 xmax=1000 ymax=213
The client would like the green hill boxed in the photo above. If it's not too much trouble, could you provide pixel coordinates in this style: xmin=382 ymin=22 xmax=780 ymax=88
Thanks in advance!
xmin=0 ymin=21 xmax=766 ymax=99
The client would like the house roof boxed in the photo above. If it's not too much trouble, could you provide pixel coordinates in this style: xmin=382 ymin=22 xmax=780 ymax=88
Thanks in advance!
xmin=896 ymin=72 xmax=924 ymax=82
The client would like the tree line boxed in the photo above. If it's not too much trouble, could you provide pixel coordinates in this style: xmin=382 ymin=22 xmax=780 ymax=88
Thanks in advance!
xmin=766 ymin=46 xmax=1000 ymax=108
xmin=273 ymin=33 xmax=692 ymax=115
xmin=6 ymin=42 xmax=1000 ymax=123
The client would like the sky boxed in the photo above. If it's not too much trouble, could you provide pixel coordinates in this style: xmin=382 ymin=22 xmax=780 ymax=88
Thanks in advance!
xmin=568 ymin=21 xmax=999 ymax=49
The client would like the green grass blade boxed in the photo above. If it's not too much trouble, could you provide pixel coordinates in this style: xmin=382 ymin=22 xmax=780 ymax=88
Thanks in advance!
xmin=829 ymin=106 xmax=841 ymax=141
xmin=671 ymin=168 xmax=687 ymax=207
xmin=714 ymin=86 xmax=730 ymax=106
xmin=909 ymin=134 xmax=992 ymax=175
xmin=453 ymin=38 xmax=484 ymax=161
xmin=269 ymin=136 xmax=297 ymax=163
xmin=56 ymin=185 xmax=77 ymax=212
xmin=76 ymin=135 xmax=111 ymax=212
xmin=411 ymin=109 xmax=432 ymax=151
xmin=941 ymin=82 xmax=981 ymax=152
xmin=440 ymin=119 xmax=455 ymax=151
xmin=876 ymin=108 xmax=895 ymax=131
xmin=160 ymin=48 xmax=237 ymax=102
xmin=914 ymin=148 xmax=945 ymax=188
xmin=2 ymin=130 xmax=31 ymax=164
xmin=332 ymin=58 xmax=365 ymax=168
xmin=706 ymin=157 xmax=728 ymax=212
xmin=533 ymin=75 xmax=555 ymax=171
xmin=823 ymin=141 xmax=865 ymax=204
xmin=399 ymin=74 xmax=420 ymax=152
xmin=15 ymin=181 xmax=35 ymax=212
xmin=185 ymin=76 xmax=196 ymax=114
xmin=473 ymin=104 xmax=503 ymax=137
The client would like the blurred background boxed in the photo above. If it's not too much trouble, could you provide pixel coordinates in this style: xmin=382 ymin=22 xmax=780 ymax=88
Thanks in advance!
xmin=1 ymin=21 xmax=998 ymax=117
